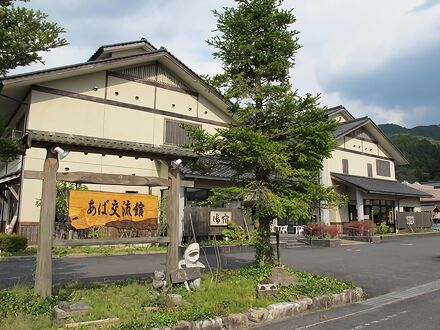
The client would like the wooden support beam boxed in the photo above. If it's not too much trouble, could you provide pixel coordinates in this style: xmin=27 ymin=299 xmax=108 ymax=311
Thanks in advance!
xmin=35 ymin=148 xmax=59 ymax=297
xmin=53 ymin=236 xmax=170 ymax=247
xmin=24 ymin=170 xmax=171 ymax=187
xmin=6 ymin=185 xmax=19 ymax=200
xmin=166 ymin=166 xmax=180 ymax=282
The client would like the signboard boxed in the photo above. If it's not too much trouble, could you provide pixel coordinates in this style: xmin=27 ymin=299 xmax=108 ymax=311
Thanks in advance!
xmin=209 ymin=211 xmax=231 ymax=226
xmin=69 ymin=190 xmax=158 ymax=230
xmin=406 ymin=215 xmax=415 ymax=225
xmin=170 ymin=267 xmax=201 ymax=284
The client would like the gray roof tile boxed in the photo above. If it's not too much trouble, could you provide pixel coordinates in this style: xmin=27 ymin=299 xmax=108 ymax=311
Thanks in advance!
xmin=331 ymin=172 xmax=432 ymax=197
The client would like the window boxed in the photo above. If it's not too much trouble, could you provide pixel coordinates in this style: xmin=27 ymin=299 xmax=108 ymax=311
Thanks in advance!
xmin=367 ymin=163 xmax=373 ymax=178
xmin=342 ymin=159 xmax=349 ymax=174
xmin=376 ymin=159 xmax=391 ymax=177
xmin=164 ymin=119 xmax=201 ymax=146
xmin=185 ymin=188 xmax=212 ymax=206
xmin=403 ymin=207 xmax=414 ymax=212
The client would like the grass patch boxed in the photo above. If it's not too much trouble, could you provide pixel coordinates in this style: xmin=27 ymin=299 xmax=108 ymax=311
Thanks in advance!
xmin=0 ymin=264 xmax=354 ymax=329
xmin=0 ymin=245 xmax=166 ymax=258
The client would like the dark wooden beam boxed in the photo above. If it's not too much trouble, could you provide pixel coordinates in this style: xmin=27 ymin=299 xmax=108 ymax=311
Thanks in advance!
xmin=5 ymin=185 xmax=19 ymax=200
xmin=35 ymin=148 xmax=59 ymax=297
xmin=166 ymin=166 xmax=180 ymax=282
xmin=24 ymin=170 xmax=171 ymax=187
xmin=32 ymin=85 xmax=229 ymax=128
xmin=28 ymin=141 xmax=190 ymax=161
xmin=53 ymin=236 xmax=170 ymax=247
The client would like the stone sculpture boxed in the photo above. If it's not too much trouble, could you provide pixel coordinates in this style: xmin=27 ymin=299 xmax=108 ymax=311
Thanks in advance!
xmin=152 ymin=270 xmax=167 ymax=291
xmin=178 ymin=242 xmax=205 ymax=291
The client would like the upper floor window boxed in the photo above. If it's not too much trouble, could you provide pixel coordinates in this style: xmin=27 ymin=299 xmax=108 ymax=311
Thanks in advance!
xmin=376 ymin=159 xmax=391 ymax=177
xmin=367 ymin=163 xmax=373 ymax=178
xmin=342 ymin=159 xmax=349 ymax=174
xmin=164 ymin=119 xmax=201 ymax=146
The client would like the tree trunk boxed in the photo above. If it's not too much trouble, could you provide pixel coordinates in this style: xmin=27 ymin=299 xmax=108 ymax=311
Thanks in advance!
xmin=255 ymin=217 xmax=274 ymax=264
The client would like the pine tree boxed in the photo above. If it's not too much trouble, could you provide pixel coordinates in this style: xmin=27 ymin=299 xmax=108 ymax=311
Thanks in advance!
xmin=0 ymin=0 xmax=67 ymax=76
xmin=188 ymin=0 xmax=343 ymax=264
xmin=0 ymin=0 xmax=67 ymax=161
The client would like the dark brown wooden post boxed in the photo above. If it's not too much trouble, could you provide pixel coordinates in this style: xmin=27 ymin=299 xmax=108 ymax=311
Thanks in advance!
xmin=166 ymin=166 xmax=180 ymax=282
xmin=35 ymin=148 xmax=59 ymax=297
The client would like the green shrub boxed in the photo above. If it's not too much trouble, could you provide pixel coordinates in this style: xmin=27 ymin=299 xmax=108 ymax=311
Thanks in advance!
xmin=378 ymin=221 xmax=390 ymax=234
xmin=0 ymin=234 xmax=28 ymax=252
xmin=221 ymin=221 xmax=247 ymax=243
xmin=0 ymin=288 xmax=66 ymax=318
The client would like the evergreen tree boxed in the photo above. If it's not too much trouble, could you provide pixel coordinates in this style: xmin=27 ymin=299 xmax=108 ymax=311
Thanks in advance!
xmin=188 ymin=0 xmax=343 ymax=264
xmin=0 ymin=0 xmax=67 ymax=161
xmin=0 ymin=0 xmax=67 ymax=76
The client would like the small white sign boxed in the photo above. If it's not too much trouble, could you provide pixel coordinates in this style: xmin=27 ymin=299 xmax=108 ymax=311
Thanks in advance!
xmin=210 ymin=211 xmax=231 ymax=226
xmin=406 ymin=216 xmax=415 ymax=225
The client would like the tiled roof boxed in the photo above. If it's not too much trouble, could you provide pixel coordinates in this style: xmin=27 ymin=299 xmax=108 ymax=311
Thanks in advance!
xmin=407 ymin=183 xmax=440 ymax=202
xmin=331 ymin=172 xmax=432 ymax=197
xmin=88 ymin=38 xmax=157 ymax=62
xmin=335 ymin=117 xmax=369 ymax=138
xmin=24 ymin=130 xmax=197 ymax=160
xmin=181 ymin=157 xmax=254 ymax=181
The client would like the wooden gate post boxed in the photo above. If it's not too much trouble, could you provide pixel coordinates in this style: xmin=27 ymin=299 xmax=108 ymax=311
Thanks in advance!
xmin=35 ymin=148 xmax=59 ymax=297
xmin=166 ymin=166 xmax=180 ymax=282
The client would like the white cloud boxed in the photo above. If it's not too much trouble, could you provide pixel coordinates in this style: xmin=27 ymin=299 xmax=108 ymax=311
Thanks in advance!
xmin=8 ymin=0 xmax=440 ymax=127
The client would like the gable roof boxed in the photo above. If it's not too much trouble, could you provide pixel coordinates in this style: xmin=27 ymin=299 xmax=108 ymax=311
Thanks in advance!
xmin=326 ymin=105 xmax=355 ymax=120
xmin=335 ymin=116 xmax=369 ymax=138
xmin=331 ymin=173 xmax=431 ymax=197
xmin=334 ymin=115 xmax=409 ymax=165
xmin=88 ymin=38 xmax=158 ymax=62
xmin=0 ymin=40 xmax=233 ymax=124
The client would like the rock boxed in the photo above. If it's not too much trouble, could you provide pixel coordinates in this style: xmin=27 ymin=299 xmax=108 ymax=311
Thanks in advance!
xmin=193 ymin=317 xmax=222 ymax=330
xmin=172 ymin=320 xmax=193 ymax=330
xmin=69 ymin=302 xmax=90 ymax=312
xmin=331 ymin=293 xmax=343 ymax=306
xmin=341 ymin=290 xmax=352 ymax=304
xmin=53 ymin=301 xmax=90 ymax=321
xmin=299 ymin=297 xmax=314 ymax=310
xmin=353 ymin=287 xmax=364 ymax=301
xmin=312 ymin=295 xmax=331 ymax=309
xmin=166 ymin=294 xmax=183 ymax=306
xmin=53 ymin=306 xmax=68 ymax=321
xmin=267 ymin=302 xmax=297 ymax=320
xmin=245 ymin=307 xmax=269 ymax=323
xmin=294 ymin=299 xmax=309 ymax=312
xmin=268 ymin=267 xmax=299 ymax=287
xmin=144 ymin=306 xmax=160 ymax=313
xmin=223 ymin=313 xmax=248 ymax=329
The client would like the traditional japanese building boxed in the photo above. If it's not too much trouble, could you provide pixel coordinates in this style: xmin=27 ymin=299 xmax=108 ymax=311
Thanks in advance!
xmin=0 ymin=39 xmax=234 ymax=242
xmin=321 ymin=106 xmax=430 ymax=231
xmin=0 ymin=40 xmax=431 ymax=242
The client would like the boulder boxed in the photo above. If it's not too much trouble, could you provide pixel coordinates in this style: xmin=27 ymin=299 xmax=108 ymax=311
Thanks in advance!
xmin=193 ymin=317 xmax=223 ymax=330
xmin=245 ymin=307 xmax=269 ymax=323
xmin=53 ymin=301 xmax=90 ymax=321
xmin=166 ymin=294 xmax=183 ymax=306
xmin=223 ymin=313 xmax=248 ymax=329
xmin=267 ymin=302 xmax=297 ymax=320
xmin=268 ymin=267 xmax=299 ymax=287
xmin=172 ymin=320 xmax=193 ymax=330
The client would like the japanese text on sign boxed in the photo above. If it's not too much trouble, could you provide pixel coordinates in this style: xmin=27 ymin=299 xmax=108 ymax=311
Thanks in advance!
xmin=69 ymin=190 xmax=158 ymax=230
xmin=209 ymin=211 xmax=231 ymax=226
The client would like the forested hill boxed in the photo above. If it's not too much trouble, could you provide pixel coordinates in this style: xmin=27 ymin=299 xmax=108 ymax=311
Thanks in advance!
xmin=378 ymin=124 xmax=440 ymax=182
xmin=380 ymin=123 xmax=440 ymax=140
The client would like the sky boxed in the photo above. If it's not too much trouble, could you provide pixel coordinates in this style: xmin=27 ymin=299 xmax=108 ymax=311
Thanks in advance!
xmin=10 ymin=0 xmax=440 ymax=127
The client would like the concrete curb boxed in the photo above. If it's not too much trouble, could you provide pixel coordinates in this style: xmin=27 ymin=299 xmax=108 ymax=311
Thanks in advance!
xmin=151 ymin=287 xmax=364 ymax=330
xmin=380 ymin=232 xmax=440 ymax=241
xmin=0 ymin=250 xmax=166 ymax=262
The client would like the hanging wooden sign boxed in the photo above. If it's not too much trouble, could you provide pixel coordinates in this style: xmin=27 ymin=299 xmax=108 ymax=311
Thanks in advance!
xmin=69 ymin=190 xmax=158 ymax=230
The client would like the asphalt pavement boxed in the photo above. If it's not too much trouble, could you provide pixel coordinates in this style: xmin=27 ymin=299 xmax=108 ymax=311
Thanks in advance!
xmin=2 ymin=236 xmax=440 ymax=329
